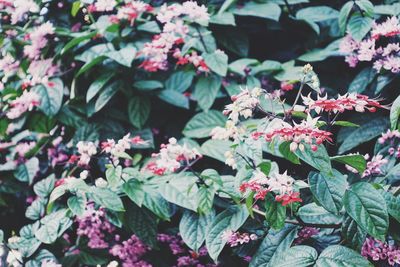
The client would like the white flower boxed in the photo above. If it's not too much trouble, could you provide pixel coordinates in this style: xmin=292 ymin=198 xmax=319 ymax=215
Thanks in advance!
xmin=106 ymin=261 xmax=119 ymax=267
xmin=80 ymin=170 xmax=89 ymax=180
xmin=95 ymin=0 xmax=117 ymax=11
xmin=95 ymin=178 xmax=108 ymax=188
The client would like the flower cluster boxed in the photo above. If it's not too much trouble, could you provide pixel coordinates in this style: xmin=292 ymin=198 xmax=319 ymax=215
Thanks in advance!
xmin=252 ymin=116 xmax=332 ymax=152
xmin=76 ymin=204 xmax=115 ymax=249
xmin=221 ymin=230 xmax=257 ymax=247
xmin=24 ymin=22 xmax=55 ymax=60
xmin=239 ymin=169 xmax=302 ymax=205
xmin=223 ymin=87 xmax=262 ymax=124
xmin=139 ymin=1 xmax=209 ymax=72
xmin=101 ymin=133 xmax=146 ymax=164
xmin=0 ymin=0 xmax=39 ymax=25
xmin=6 ymin=90 xmax=40 ymax=119
xmin=146 ymin=137 xmax=201 ymax=175
xmin=0 ymin=54 xmax=19 ymax=83
xmin=25 ymin=59 xmax=59 ymax=87
xmin=294 ymin=227 xmax=319 ymax=244
xmin=378 ymin=129 xmax=400 ymax=158
xmin=361 ymin=237 xmax=400 ymax=266
xmin=346 ymin=153 xmax=388 ymax=177
xmin=109 ymin=234 xmax=151 ymax=267
xmin=302 ymin=93 xmax=384 ymax=114
xmin=340 ymin=16 xmax=400 ymax=73
xmin=114 ymin=1 xmax=153 ymax=25
xmin=157 ymin=234 xmax=216 ymax=267
xmin=75 ymin=141 xmax=97 ymax=166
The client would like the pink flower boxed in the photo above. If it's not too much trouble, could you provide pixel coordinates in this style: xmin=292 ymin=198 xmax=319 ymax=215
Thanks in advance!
xmin=371 ymin=16 xmax=400 ymax=39
xmin=357 ymin=39 xmax=375 ymax=61
xmin=294 ymin=227 xmax=319 ymax=244
xmin=362 ymin=237 xmax=400 ymax=266
xmin=362 ymin=154 xmax=388 ymax=178
xmin=26 ymin=59 xmax=59 ymax=86
xmin=94 ymin=0 xmax=117 ymax=12
xmin=116 ymin=1 xmax=153 ymax=25
xmin=24 ymin=22 xmax=55 ymax=59
xmin=275 ymin=191 xmax=302 ymax=206
xmin=10 ymin=0 xmax=39 ymax=24
xmin=109 ymin=234 xmax=151 ymax=267
xmin=76 ymin=141 xmax=97 ymax=166
xmin=6 ymin=90 xmax=40 ymax=119
xmin=14 ymin=141 xmax=36 ymax=158
xmin=302 ymin=93 xmax=384 ymax=114
xmin=221 ymin=230 xmax=257 ymax=247
xmin=0 ymin=54 xmax=20 ymax=79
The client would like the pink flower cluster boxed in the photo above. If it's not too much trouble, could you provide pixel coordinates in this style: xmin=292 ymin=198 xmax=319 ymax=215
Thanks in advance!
xmin=76 ymin=204 xmax=115 ymax=249
xmin=14 ymin=141 xmax=36 ymax=158
xmin=0 ymin=0 xmax=39 ymax=25
xmin=346 ymin=153 xmax=388 ymax=177
xmin=75 ymin=141 xmax=97 ymax=166
xmin=25 ymin=59 xmax=59 ymax=87
xmin=361 ymin=237 xmax=400 ymax=266
xmin=139 ymin=1 xmax=209 ymax=72
xmin=24 ymin=22 xmax=55 ymax=60
xmin=340 ymin=16 xmax=400 ymax=73
xmin=0 ymin=54 xmax=20 ymax=82
xmin=252 ymin=117 xmax=332 ymax=152
xmin=47 ymin=136 xmax=69 ymax=167
xmin=101 ymin=134 xmax=147 ymax=164
xmin=6 ymin=90 xmax=40 ymax=119
xmin=109 ymin=234 xmax=151 ymax=267
xmin=302 ymin=93 xmax=384 ymax=114
xmin=239 ymin=170 xmax=302 ymax=205
xmin=146 ymin=137 xmax=201 ymax=175
xmin=223 ymin=87 xmax=262 ymax=124
xmin=221 ymin=230 xmax=257 ymax=247
xmin=294 ymin=227 xmax=319 ymax=244
xmin=378 ymin=129 xmax=400 ymax=158
xmin=93 ymin=0 xmax=117 ymax=12
xmin=114 ymin=1 xmax=153 ymax=25
xmin=157 ymin=234 xmax=216 ymax=267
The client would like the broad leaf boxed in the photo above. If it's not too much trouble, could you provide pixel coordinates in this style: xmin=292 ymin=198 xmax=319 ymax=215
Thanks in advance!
xmin=183 ymin=110 xmax=226 ymax=138
xmin=315 ymin=245 xmax=373 ymax=267
xmin=331 ymin=154 xmax=366 ymax=174
xmin=269 ymin=245 xmax=318 ymax=267
xmin=128 ymin=96 xmax=151 ymax=129
xmin=193 ymin=76 xmax=222 ymax=111
xmin=89 ymin=187 xmax=125 ymax=212
xmin=32 ymin=78 xmax=64 ymax=116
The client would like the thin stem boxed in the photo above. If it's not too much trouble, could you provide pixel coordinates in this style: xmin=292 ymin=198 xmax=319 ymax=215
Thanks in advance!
xmin=236 ymin=152 xmax=256 ymax=170
xmin=290 ymin=82 xmax=304 ymax=111
xmin=283 ymin=0 xmax=295 ymax=16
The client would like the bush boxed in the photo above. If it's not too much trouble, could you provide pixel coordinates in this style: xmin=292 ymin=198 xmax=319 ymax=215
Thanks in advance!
xmin=1 ymin=0 xmax=400 ymax=266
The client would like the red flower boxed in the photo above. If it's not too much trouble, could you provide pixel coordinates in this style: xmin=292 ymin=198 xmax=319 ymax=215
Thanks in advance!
xmin=275 ymin=192 xmax=302 ymax=206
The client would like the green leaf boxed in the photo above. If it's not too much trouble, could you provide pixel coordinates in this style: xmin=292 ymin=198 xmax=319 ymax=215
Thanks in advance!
xmin=203 ymin=51 xmax=228 ymax=76
xmin=34 ymin=175 xmax=55 ymax=198
xmin=89 ymin=187 xmax=125 ymax=212
xmin=298 ymin=203 xmax=342 ymax=224
xmin=67 ymin=193 xmax=86 ymax=216
xmin=296 ymin=6 xmax=339 ymax=34
xmin=342 ymin=214 xmax=367 ymax=250
xmin=158 ymin=90 xmax=189 ymax=109
xmin=210 ymin=13 xmax=236 ymax=25
xmin=279 ymin=142 xmax=300 ymax=164
xmin=333 ymin=121 xmax=359 ymax=127
xmin=179 ymin=210 xmax=215 ymax=252
xmin=265 ymin=194 xmax=286 ymax=230
xmin=32 ymin=78 xmax=64 ymax=116
xmin=123 ymin=179 xmax=145 ymax=207
xmin=143 ymin=189 xmax=172 ymax=220
xmin=250 ymin=224 xmax=298 ymax=267
xmin=86 ymin=73 xmax=113 ymax=102
xmin=298 ymin=40 xmax=341 ymax=62
xmin=193 ymin=76 xmax=222 ymax=111
xmin=61 ymin=31 xmax=96 ymax=54
xmin=128 ymin=96 xmax=150 ymax=129
xmin=201 ymin=139 xmax=232 ymax=162
xmin=94 ymin=81 xmax=120 ymax=112
xmin=229 ymin=58 xmax=259 ymax=76
xmin=137 ymin=21 xmax=161 ymax=33
xmin=348 ymin=67 xmax=375 ymax=93
xmin=76 ymin=56 xmax=106 ymax=77
xmin=165 ymin=71 xmax=194 ymax=93
xmin=217 ymin=30 xmax=249 ymax=57
xmin=343 ymin=182 xmax=389 ymax=239
xmin=338 ymin=2 xmax=354 ymax=34
xmin=105 ymin=165 xmax=122 ymax=187
xmin=338 ymin=117 xmax=389 ymax=154
xmin=14 ymin=157 xmax=39 ymax=184
xmin=331 ymin=154 xmax=366 ymax=174
xmin=308 ymin=171 xmax=347 ymax=214
xmin=295 ymin=144 xmax=332 ymax=175
xmin=125 ymin=202 xmax=157 ymax=247
xmin=26 ymin=198 xmax=46 ymax=220
xmin=390 ymin=94 xmax=400 ymax=130
xmin=231 ymin=2 xmax=281 ymax=21
xmin=269 ymin=246 xmax=318 ymax=267
xmin=183 ymin=110 xmax=226 ymax=138
xmin=206 ymin=206 xmax=249 ymax=261
xmin=105 ymin=46 xmax=136 ymax=67
xmin=134 ymin=80 xmax=163 ymax=91
xmin=382 ymin=191 xmax=400 ymax=223
xmin=355 ymin=0 xmax=374 ymax=17
xmin=315 ymin=245 xmax=373 ymax=267
xmin=347 ymin=13 xmax=373 ymax=41
xmin=71 ymin=1 xmax=81 ymax=17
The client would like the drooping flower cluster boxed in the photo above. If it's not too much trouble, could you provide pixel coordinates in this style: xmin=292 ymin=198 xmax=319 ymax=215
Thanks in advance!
xmin=24 ymin=22 xmax=55 ymax=60
xmin=101 ymin=133 xmax=146 ymax=164
xmin=157 ymin=233 xmax=216 ymax=267
xmin=361 ymin=237 xmax=400 ymax=266
xmin=340 ymin=16 xmax=400 ymax=73
xmin=109 ymin=234 xmax=151 ymax=267
xmin=6 ymin=90 xmax=40 ymax=119
xmin=0 ymin=0 xmax=39 ymax=25
xmin=302 ymin=93 xmax=384 ymax=114
xmin=146 ymin=137 xmax=201 ymax=175
xmin=223 ymin=87 xmax=263 ymax=124
xmin=240 ymin=169 xmax=302 ymax=205
xmin=221 ymin=230 xmax=257 ymax=247
xmin=252 ymin=116 xmax=332 ymax=152
xmin=294 ymin=227 xmax=319 ymax=244
xmin=139 ymin=1 xmax=210 ymax=72
xmin=76 ymin=204 xmax=115 ymax=249
xmin=75 ymin=141 xmax=98 ymax=166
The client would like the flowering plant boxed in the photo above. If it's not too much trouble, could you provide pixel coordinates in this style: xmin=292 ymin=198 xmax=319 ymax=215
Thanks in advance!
xmin=1 ymin=1 xmax=400 ymax=267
